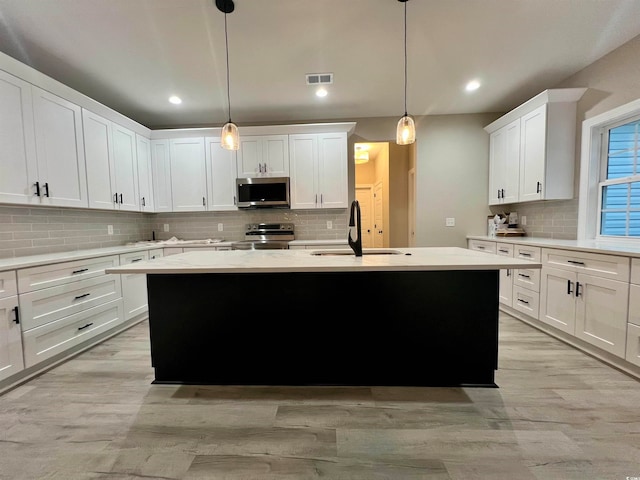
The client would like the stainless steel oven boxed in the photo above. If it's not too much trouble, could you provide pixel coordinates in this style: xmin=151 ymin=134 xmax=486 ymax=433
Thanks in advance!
xmin=231 ymin=223 xmax=294 ymax=250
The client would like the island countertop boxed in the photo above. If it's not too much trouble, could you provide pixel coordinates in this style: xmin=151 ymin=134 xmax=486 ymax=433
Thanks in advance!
xmin=105 ymin=246 xmax=541 ymax=274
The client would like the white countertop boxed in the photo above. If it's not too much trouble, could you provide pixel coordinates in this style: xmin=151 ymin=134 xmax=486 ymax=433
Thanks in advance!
xmin=288 ymin=239 xmax=348 ymax=246
xmin=105 ymin=247 xmax=542 ymax=274
xmin=467 ymin=235 xmax=640 ymax=258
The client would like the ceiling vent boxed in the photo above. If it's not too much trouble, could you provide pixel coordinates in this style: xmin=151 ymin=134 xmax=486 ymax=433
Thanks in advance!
xmin=306 ymin=73 xmax=333 ymax=85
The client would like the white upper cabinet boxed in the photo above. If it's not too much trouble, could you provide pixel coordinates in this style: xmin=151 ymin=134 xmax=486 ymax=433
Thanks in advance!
xmin=0 ymin=76 xmax=87 ymax=208
xmin=136 ymin=134 xmax=154 ymax=212
xmin=31 ymin=86 xmax=88 ymax=208
xmin=488 ymin=119 xmax=520 ymax=205
xmin=289 ymin=132 xmax=348 ymax=209
xmin=83 ymin=109 xmax=139 ymax=211
xmin=0 ymin=70 xmax=38 ymax=205
xmin=111 ymin=123 xmax=139 ymax=211
xmin=205 ymin=137 xmax=237 ymax=211
xmin=485 ymin=88 xmax=587 ymax=205
xmin=169 ymin=137 xmax=207 ymax=212
xmin=150 ymin=139 xmax=172 ymax=212
xmin=237 ymin=134 xmax=289 ymax=177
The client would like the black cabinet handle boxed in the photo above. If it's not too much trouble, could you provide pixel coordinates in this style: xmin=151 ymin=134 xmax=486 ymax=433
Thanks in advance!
xmin=567 ymin=280 xmax=573 ymax=295
xmin=43 ymin=182 xmax=49 ymax=197
xmin=131 ymin=258 xmax=143 ymax=263
xmin=536 ymin=181 xmax=541 ymax=193
xmin=567 ymin=260 xmax=585 ymax=266
xmin=501 ymin=189 xmax=505 ymax=198
xmin=34 ymin=181 xmax=41 ymax=197
xmin=576 ymin=282 xmax=582 ymax=297
xmin=498 ymin=249 xmax=509 ymax=253
xmin=72 ymin=268 xmax=89 ymax=274
xmin=77 ymin=322 xmax=94 ymax=331
xmin=141 ymin=197 xmax=146 ymax=207
xmin=520 ymin=252 xmax=532 ymax=257
xmin=517 ymin=298 xmax=530 ymax=305
xmin=12 ymin=306 xmax=19 ymax=324
xmin=203 ymin=197 xmax=205 ymax=206
xmin=74 ymin=293 xmax=91 ymax=300
xmin=119 ymin=193 xmax=123 ymax=204
xmin=518 ymin=273 xmax=531 ymax=279
xmin=506 ymin=269 xmax=511 ymax=277
xmin=114 ymin=193 xmax=118 ymax=203
xmin=497 ymin=189 xmax=501 ymax=199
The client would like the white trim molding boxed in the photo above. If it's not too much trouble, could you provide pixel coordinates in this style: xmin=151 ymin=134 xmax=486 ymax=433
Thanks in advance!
xmin=578 ymin=97 xmax=640 ymax=240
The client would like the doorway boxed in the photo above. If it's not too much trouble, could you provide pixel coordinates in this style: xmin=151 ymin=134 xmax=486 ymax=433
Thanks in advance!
xmin=354 ymin=141 xmax=415 ymax=247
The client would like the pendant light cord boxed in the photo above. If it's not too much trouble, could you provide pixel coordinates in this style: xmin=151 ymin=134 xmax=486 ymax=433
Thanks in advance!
xmin=224 ymin=5 xmax=232 ymax=123
xmin=403 ymin=0 xmax=408 ymax=117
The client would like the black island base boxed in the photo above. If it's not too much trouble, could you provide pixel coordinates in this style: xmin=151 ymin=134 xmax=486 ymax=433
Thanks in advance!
xmin=146 ymin=269 xmax=500 ymax=387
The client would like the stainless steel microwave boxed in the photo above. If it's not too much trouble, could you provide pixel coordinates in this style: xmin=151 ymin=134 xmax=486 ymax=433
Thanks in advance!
xmin=236 ymin=177 xmax=290 ymax=208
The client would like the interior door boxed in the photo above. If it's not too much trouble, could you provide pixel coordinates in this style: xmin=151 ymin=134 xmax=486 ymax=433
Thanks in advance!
xmin=373 ymin=181 xmax=384 ymax=248
xmin=356 ymin=185 xmax=374 ymax=248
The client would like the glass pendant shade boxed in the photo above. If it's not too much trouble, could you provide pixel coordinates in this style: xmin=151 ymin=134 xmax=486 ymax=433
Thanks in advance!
xmin=396 ymin=114 xmax=416 ymax=145
xmin=221 ymin=121 xmax=239 ymax=150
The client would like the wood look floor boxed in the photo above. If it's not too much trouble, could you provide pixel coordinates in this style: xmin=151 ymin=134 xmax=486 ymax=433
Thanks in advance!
xmin=1 ymin=313 xmax=639 ymax=480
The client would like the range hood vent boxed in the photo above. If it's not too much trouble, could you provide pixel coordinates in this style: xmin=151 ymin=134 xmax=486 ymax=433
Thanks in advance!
xmin=306 ymin=73 xmax=333 ymax=85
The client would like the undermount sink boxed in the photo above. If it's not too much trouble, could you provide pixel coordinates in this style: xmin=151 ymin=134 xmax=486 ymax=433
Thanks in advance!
xmin=310 ymin=249 xmax=406 ymax=256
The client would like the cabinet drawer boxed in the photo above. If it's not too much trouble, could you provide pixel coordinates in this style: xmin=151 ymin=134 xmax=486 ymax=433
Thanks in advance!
xmin=0 ymin=270 xmax=17 ymax=299
xmin=631 ymin=258 xmax=640 ymax=285
xmin=496 ymin=243 xmax=514 ymax=257
xmin=626 ymin=323 xmax=640 ymax=367
xmin=630 ymin=284 xmax=640 ymax=327
xmin=468 ymin=239 xmax=496 ymax=254
xmin=512 ymin=285 xmax=540 ymax=319
xmin=542 ymin=248 xmax=630 ymax=281
xmin=514 ymin=245 xmax=541 ymax=262
xmin=513 ymin=267 xmax=541 ymax=292
xmin=22 ymin=299 xmax=123 ymax=368
xmin=19 ymin=274 xmax=122 ymax=331
xmin=149 ymin=248 xmax=164 ymax=260
xmin=18 ymin=255 xmax=120 ymax=293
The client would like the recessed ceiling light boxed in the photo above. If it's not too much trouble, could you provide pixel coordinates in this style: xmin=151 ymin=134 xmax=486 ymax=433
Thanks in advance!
xmin=169 ymin=96 xmax=182 ymax=104
xmin=315 ymin=87 xmax=328 ymax=98
xmin=465 ymin=80 xmax=481 ymax=92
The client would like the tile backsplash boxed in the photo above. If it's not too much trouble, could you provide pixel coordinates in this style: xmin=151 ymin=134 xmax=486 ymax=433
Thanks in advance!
xmin=490 ymin=198 xmax=578 ymax=239
xmin=0 ymin=205 xmax=349 ymax=259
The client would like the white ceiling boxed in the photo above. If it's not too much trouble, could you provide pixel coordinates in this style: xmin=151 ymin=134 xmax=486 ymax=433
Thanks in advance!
xmin=1 ymin=0 xmax=639 ymax=130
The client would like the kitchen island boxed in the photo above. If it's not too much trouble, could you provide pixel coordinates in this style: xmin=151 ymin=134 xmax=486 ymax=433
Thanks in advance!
xmin=106 ymin=247 xmax=541 ymax=387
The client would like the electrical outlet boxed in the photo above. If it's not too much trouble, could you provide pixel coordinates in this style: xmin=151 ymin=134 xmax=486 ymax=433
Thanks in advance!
xmin=445 ymin=217 xmax=455 ymax=227
xmin=521 ymin=215 xmax=527 ymax=226
xmin=107 ymin=225 xmax=113 ymax=235
xmin=327 ymin=220 xmax=333 ymax=229
xmin=218 ymin=223 xmax=223 ymax=232
xmin=163 ymin=224 xmax=169 ymax=232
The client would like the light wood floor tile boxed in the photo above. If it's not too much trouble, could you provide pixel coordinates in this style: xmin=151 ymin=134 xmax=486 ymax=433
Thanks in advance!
xmin=1 ymin=312 xmax=640 ymax=479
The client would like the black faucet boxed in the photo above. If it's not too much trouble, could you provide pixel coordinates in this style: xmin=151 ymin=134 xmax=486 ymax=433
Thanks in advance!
xmin=348 ymin=200 xmax=363 ymax=257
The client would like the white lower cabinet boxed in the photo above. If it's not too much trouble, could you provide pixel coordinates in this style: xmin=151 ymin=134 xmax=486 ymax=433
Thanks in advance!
xmin=22 ymin=299 xmax=123 ymax=368
xmin=626 ymin=261 xmax=640 ymax=367
xmin=540 ymin=258 xmax=629 ymax=357
xmin=17 ymin=254 xmax=125 ymax=371
xmin=496 ymin=243 xmax=514 ymax=307
xmin=120 ymin=251 xmax=149 ymax=321
xmin=0 ymin=269 xmax=23 ymax=382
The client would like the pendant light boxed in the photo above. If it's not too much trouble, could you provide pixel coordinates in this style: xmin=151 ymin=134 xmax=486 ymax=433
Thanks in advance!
xmin=217 ymin=0 xmax=239 ymax=150
xmin=396 ymin=0 xmax=415 ymax=145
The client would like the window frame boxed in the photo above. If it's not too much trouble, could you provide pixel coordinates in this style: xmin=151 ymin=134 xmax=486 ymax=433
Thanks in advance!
xmin=578 ymin=97 xmax=640 ymax=242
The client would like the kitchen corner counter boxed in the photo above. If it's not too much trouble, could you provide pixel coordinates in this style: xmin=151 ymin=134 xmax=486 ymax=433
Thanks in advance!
xmin=105 ymin=246 xmax=541 ymax=275
xmin=466 ymin=235 xmax=640 ymax=258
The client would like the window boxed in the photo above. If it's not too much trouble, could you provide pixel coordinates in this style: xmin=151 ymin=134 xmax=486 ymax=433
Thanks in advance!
xmin=578 ymin=98 xmax=640 ymax=241
xmin=598 ymin=116 xmax=640 ymax=237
